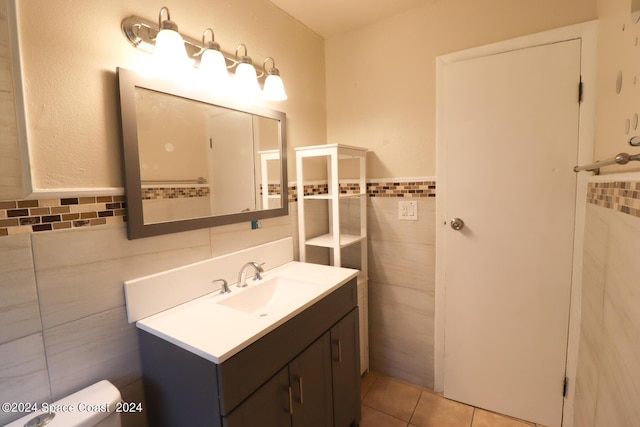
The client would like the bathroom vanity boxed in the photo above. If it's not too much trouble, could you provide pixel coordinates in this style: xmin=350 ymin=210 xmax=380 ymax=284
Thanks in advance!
xmin=126 ymin=249 xmax=361 ymax=427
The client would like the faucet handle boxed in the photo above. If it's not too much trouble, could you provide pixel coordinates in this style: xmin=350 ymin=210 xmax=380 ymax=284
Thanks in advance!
xmin=213 ymin=278 xmax=231 ymax=294
xmin=255 ymin=262 xmax=265 ymax=279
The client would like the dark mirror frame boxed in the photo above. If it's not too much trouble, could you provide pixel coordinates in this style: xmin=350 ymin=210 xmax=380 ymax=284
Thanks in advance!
xmin=117 ymin=67 xmax=288 ymax=239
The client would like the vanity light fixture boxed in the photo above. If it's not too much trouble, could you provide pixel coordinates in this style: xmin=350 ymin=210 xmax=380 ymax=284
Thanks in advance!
xmin=262 ymin=58 xmax=288 ymax=101
xmin=198 ymin=28 xmax=232 ymax=93
xmin=233 ymin=44 xmax=262 ymax=101
xmin=152 ymin=7 xmax=190 ymax=73
xmin=121 ymin=6 xmax=288 ymax=102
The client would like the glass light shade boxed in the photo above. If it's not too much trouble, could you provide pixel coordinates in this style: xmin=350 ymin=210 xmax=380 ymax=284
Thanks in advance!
xmin=153 ymin=28 xmax=190 ymax=76
xmin=234 ymin=62 xmax=261 ymax=101
xmin=263 ymin=74 xmax=288 ymax=101
xmin=200 ymin=48 xmax=232 ymax=94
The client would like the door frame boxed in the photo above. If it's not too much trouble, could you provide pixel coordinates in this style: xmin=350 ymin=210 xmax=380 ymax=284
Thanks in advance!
xmin=434 ymin=21 xmax=598 ymax=426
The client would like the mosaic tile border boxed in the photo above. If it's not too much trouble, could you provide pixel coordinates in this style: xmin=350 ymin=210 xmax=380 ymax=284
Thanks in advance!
xmin=141 ymin=186 xmax=210 ymax=200
xmin=287 ymin=180 xmax=438 ymax=202
xmin=587 ymin=181 xmax=640 ymax=218
xmin=0 ymin=179 xmax=438 ymax=236
xmin=0 ymin=196 xmax=126 ymax=236
xmin=367 ymin=181 xmax=436 ymax=198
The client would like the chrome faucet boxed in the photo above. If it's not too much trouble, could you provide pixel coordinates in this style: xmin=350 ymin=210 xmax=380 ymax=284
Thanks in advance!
xmin=213 ymin=278 xmax=231 ymax=294
xmin=237 ymin=262 xmax=265 ymax=287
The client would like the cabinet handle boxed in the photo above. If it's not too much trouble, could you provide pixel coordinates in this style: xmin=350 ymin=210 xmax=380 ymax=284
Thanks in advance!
xmin=333 ymin=340 xmax=342 ymax=363
xmin=288 ymin=386 xmax=293 ymax=415
xmin=298 ymin=377 xmax=304 ymax=405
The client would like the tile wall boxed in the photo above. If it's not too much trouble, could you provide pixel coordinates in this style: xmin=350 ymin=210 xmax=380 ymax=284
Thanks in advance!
xmin=0 ymin=197 xmax=126 ymax=236
xmin=0 ymin=198 xmax=296 ymax=426
xmin=574 ymin=180 xmax=640 ymax=427
xmin=366 ymin=196 xmax=436 ymax=388
xmin=0 ymin=177 xmax=437 ymax=426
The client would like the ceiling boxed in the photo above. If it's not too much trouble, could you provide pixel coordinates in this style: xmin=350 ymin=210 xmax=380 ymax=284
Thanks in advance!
xmin=268 ymin=0 xmax=429 ymax=39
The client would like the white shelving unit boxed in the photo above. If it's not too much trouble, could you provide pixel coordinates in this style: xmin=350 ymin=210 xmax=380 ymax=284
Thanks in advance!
xmin=295 ymin=143 xmax=369 ymax=374
xmin=258 ymin=149 xmax=281 ymax=210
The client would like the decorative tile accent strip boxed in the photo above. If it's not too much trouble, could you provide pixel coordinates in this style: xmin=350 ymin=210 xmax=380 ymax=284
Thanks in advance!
xmin=288 ymin=179 xmax=437 ymax=202
xmin=267 ymin=183 xmax=282 ymax=196
xmin=303 ymin=184 xmax=329 ymax=197
xmin=367 ymin=181 xmax=437 ymax=197
xmin=587 ymin=181 xmax=640 ymax=218
xmin=141 ymin=186 xmax=210 ymax=200
xmin=0 ymin=196 xmax=126 ymax=237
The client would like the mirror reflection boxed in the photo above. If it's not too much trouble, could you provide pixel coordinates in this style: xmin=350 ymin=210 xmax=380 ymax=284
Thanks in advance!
xmin=135 ymin=87 xmax=281 ymax=224
xmin=118 ymin=68 xmax=288 ymax=239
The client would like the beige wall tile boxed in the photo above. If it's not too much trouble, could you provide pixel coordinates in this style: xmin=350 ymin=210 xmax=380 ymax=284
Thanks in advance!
xmin=368 ymin=198 xmax=436 ymax=244
xmin=0 ymin=234 xmax=41 ymax=343
xmin=0 ymin=333 xmax=51 ymax=426
xmin=369 ymin=280 xmax=434 ymax=388
xmin=595 ymin=209 xmax=640 ymax=426
xmin=209 ymin=210 xmax=293 ymax=258
xmin=575 ymin=204 xmax=640 ymax=427
xmin=363 ymin=197 xmax=436 ymax=389
xmin=574 ymin=204 xmax=607 ymax=427
xmin=43 ymin=306 xmax=141 ymax=400
xmin=31 ymin=223 xmax=210 ymax=270
xmin=368 ymin=239 xmax=435 ymax=293
xmin=32 ymin=224 xmax=212 ymax=328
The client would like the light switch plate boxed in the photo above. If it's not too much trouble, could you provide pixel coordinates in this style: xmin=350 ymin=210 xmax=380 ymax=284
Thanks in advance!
xmin=398 ymin=201 xmax=418 ymax=221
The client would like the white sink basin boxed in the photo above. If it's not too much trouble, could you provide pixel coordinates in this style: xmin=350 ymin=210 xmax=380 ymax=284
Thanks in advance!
xmin=217 ymin=276 xmax=321 ymax=315
xmin=134 ymin=261 xmax=359 ymax=363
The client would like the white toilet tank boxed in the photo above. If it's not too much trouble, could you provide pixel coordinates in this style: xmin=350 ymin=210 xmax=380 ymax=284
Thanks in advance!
xmin=4 ymin=380 xmax=122 ymax=427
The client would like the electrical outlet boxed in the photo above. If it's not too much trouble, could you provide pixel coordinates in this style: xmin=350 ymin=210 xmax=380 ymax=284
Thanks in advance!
xmin=398 ymin=201 xmax=418 ymax=221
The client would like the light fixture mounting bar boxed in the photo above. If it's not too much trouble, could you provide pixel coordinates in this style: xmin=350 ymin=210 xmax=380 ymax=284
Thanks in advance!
xmin=121 ymin=15 xmax=268 ymax=77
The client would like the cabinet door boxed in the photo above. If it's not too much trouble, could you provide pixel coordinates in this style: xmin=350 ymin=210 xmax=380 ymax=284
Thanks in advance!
xmin=331 ymin=308 xmax=361 ymax=427
xmin=289 ymin=332 xmax=334 ymax=426
xmin=223 ymin=367 xmax=291 ymax=427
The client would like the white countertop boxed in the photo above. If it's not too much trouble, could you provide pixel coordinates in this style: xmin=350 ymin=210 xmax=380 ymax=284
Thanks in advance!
xmin=136 ymin=261 xmax=358 ymax=364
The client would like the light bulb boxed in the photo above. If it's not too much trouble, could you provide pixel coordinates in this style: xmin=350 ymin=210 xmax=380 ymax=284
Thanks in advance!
xmin=234 ymin=62 xmax=261 ymax=102
xmin=200 ymin=48 xmax=232 ymax=95
xmin=263 ymin=73 xmax=287 ymax=101
xmin=152 ymin=9 xmax=190 ymax=79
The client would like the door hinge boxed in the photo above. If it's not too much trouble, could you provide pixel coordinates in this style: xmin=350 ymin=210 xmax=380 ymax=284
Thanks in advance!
xmin=563 ymin=377 xmax=569 ymax=397
xmin=578 ymin=78 xmax=583 ymax=103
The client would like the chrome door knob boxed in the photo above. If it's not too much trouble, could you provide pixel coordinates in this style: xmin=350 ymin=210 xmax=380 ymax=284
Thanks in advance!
xmin=450 ymin=218 xmax=465 ymax=230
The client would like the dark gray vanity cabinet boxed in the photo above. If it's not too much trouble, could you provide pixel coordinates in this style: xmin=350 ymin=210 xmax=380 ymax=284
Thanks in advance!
xmin=225 ymin=333 xmax=334 ymax=427
xmin=222 ymin=366 xmax=291 ymax=426
xmin=138 ymin=278 xmax=360 ymax=427
xmin=330 ymin=309 xmax=361 ymax=427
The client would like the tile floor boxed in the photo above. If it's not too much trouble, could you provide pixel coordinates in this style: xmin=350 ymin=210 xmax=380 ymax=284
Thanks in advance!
xmin=360 ymin=372 xmax=548 ymax=427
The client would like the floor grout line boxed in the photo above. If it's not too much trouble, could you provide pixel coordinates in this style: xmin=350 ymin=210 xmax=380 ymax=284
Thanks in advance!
xmin=362 ymin=372 xmax=540 ymax=427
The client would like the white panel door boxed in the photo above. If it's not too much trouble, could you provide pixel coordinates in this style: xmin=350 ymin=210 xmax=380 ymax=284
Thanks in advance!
xmin=441 ymin=39 xmax=581 ymax=427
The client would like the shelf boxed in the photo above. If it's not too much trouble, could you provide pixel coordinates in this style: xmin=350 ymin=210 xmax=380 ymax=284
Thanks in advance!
xmin=295 ymin=143 xmax=369 ymax=374
xmin=305 ymin=233 xmax=366 ymax=249
xmin=294 ymin=143 xmax=368 ymax=160
xmin=303 ymin=193 xmax=366 ymax=200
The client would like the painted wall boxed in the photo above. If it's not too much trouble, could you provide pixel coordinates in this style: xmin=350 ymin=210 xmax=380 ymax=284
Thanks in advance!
xmin=325 ymin=0 xmax=598 ymax=389
xmin=14 ymin=0 xmax=325 ymax=191
xmin=325 ymin=0 xmax=597 ymax=179
xmin=593 ymin=0 xmax=640 ymax=170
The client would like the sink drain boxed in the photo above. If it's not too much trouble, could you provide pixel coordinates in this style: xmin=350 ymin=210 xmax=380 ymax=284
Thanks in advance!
xmin=259 ymin=313 xmax=268 ymax=317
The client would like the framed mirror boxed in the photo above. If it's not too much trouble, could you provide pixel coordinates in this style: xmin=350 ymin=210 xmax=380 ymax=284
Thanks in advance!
xmin=117 ymin=68 xmax=288 ymax=239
